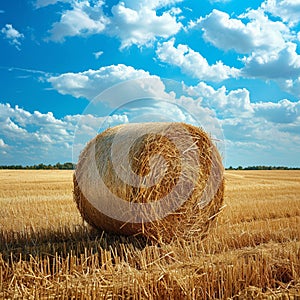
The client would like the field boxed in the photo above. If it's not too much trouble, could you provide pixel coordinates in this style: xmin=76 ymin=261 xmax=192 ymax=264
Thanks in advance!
xmin=0 ymin=170 xmax=300 ymax=299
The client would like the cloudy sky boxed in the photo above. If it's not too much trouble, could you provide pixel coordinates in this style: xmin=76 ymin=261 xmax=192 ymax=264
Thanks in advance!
xmin=0 ymin=0 xmax=300 ymax=167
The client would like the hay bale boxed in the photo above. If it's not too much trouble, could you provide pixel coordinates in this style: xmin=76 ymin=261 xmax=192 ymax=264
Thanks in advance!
xmin=73 ymin=122 xmax=224 ymax=242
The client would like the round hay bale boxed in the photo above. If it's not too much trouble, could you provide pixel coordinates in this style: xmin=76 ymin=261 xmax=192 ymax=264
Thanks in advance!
xmin=73 ymin=122 xmax=224 ymax=243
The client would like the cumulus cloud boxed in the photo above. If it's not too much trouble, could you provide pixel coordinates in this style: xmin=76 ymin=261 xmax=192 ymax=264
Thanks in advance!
xmin=64 ymin=113 xmax=128 ymax=128
xmin=262 ymin=0 xmax=300 ymax=26
xmin=185 ymin=81 xmax=300 ymax=128
xmin=221 ymin=110 xmax=300 ymax=166
xmin=35 ymin=0 xmax=68 ymax=8
xmin=279 ymin=77 xmax=300 ymax=95
xmin=253 ymin=99 xmax=300 ymax=123
xmin=49 ymin=1 xmax=108 ymax=42
xmin=193 ymin=9 xmax=290 ymax=54
xmin=1 ymin=24 xmax=24 ymax=50
xmin=0 ymin=98 xmax=219 ymax=165
xmin=108 ymin=1 xmax=182 ymax=49
xmin=189 ymin=8 xmax=300 ymax=94
xmin=122 ymin=0 xmax=183 ymax=10
xmin=0 ymin=103 xmax=71 ymax=165
xmin=242 ymin=42 xmax=300 ymax=79
xmin=0 ymin=103 xmax=129 ymax=165
xmin=185 ymin=82 xmax=253 ymax=117
xmin=209 ymin=0 xmax=231 ymax=2
xmin=156 ymin=38 xmax=240 ymax=82
xmin=220 ymin=93 xmax=300 ymax=165
xmin=1 ymin=103 xmax=67 ymax=142
xmin=48 ymin=62 xmax=299 ymax=126
xmin=48 ymin=69 xmax=224 ymax=142
xmin=48 ymin=64 xmax=155 ymax=101
xmin=46 ymin=0 xmax=182 ymax=47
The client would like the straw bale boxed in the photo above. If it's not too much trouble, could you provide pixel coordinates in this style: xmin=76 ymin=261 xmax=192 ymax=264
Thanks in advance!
xmin=73 ymin=122 xmax=224 ymax=242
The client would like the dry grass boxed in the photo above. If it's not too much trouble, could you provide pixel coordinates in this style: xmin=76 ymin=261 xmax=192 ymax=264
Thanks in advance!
xmin=0 ymin=170 xmax=300 ymax=299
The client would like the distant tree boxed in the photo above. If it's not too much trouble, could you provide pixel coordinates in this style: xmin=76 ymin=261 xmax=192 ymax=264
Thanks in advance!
xmin=63 ymin=162 xmax=75 ymax=169
xmin=0 ymin=163 xmax=298 ymax=170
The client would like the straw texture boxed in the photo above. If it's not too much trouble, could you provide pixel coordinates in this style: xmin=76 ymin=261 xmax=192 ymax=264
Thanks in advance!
xmin=74 ymin=122 xmax=224 ymax=242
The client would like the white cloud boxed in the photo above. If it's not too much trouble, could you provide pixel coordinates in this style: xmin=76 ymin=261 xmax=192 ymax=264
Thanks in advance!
xmin=0 ymin=104 xmax=67 ymax=144
xmin=193 ymin=9 xmax=290 ymax=54
xmin=35 ymin=0 xmax=68 ymax=8
xmin=209 ymin=0 xmax=232 ymax=2
xmin=65 ymin=113 xmax=129 ymax=160
xmin=189 ymin=7 xmax=300 ymax=94
xmin=279 ymin=77 xmax=300 ymax=95
xmin=0 ymin=139 xmax=8 ymax=148
xmin=5 ymin=118 xmax=28 ymax=134
xmin=64 ymin=113 xmax=128 ymax=128
xmin=46 ymin=0 xmax=182 ymax=48
xmin=168 ymin=7 xmax=182 ymax=15
xmin=185 ymin=82 xmax=253 ymax=117
xmin=0 ymin=103 xmax=129 ymax=165
xmin=222 ymin=112 xmax=300 ymax=166
xmin=253 ymin=99 xmax=300 ymax=123
xmin=242 ymin=42 xmax=300 ymax=79
xmin=220 ymin=94 xmax=300 ymax=165
xmin=119 ymin=0 xmax=183 ymax=10
xmin=93 ymin=50 xmax=103 ymax=59
xmin=108 ymin=1 xmax=182 ymax=49
xmin=186 ymin=81 xmax=300 ymax=126
xmin=156 ymin=38 xmax=240 ymax=82
xmin=1 ymin=24 xmax=24 ymax=50
xmin=48 ymin=64 xmax=155 ymax=101
xmin=49 ymin=1 xmax=108 ymax=42
xmin=262 ymin=0 xmax=300 ymax=26
xmin=0 ymin=96 xmax=217 ymax=165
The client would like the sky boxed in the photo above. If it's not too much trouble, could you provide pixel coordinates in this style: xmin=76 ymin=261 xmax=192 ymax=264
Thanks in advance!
xmin=0 ymin=0 xmax=300 ymax=167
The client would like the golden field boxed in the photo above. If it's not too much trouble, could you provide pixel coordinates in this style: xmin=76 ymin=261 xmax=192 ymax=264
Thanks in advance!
xmin=0 ymin=170 xmax=300 ymax=299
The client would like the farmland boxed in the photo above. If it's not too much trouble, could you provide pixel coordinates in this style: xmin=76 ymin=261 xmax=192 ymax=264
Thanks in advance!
xmin=0 ymin=170 xmax=300 ymax=299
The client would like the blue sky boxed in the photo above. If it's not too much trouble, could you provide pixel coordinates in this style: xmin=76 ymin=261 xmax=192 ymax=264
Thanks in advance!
xmin=0 ymin=0 xmax=300 ymax=167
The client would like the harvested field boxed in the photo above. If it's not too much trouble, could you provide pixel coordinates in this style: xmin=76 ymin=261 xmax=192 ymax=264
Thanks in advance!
xmin=0 ymin=170 xmax=300 ymax=299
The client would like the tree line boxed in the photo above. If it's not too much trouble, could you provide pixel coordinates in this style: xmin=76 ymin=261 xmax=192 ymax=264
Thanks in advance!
xmin=0 ymin=162 xmax=75 ymax=170
xmin=227 ymin=166 xmax=300 ymax=170
xmin=0 ymin=163 xmax=299 ymax=170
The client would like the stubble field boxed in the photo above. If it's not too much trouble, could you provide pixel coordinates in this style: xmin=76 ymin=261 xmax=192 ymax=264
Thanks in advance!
xmin=0 ymin=170 xmax=299 ymax=299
